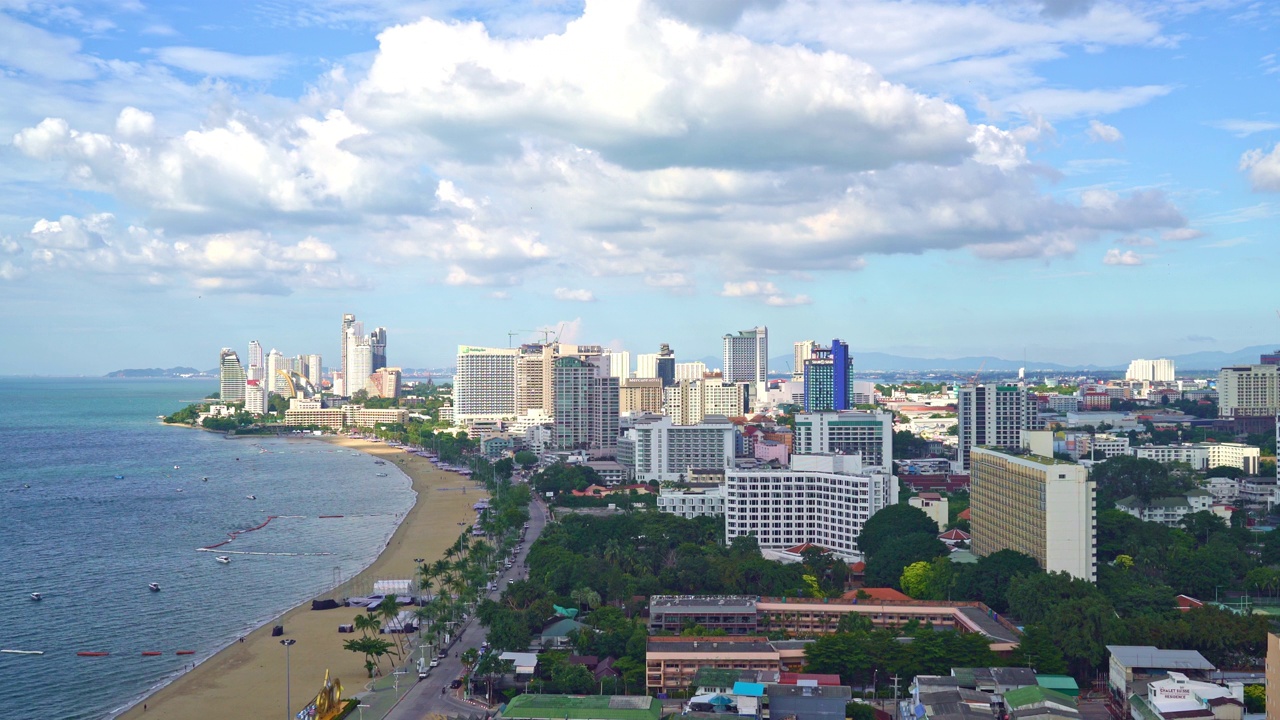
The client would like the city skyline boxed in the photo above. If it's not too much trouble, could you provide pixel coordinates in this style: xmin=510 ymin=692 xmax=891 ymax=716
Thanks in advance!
xmin=1 ymin=1 xmax=1279 ymax=375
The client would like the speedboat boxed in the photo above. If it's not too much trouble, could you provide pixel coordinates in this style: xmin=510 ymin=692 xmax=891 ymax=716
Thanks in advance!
xmin=113 ymin=475 xmax=124 ymax=480
xmin=29 ymin=592 xmax=41 ymax=601
xmin=148 ymin=583 xmax=161 ymax=592
xmin=202 ymin=477 xmax=208 ymax=482
xmin=173 ymin=465 xmax=180 ymax=469
xmin=216 ymin=556 xmax=231 ymax=564
xmin=0 ymin=649 xmax=43 ymax=655
xmin=246 ymin=495 xmax=256 ymax=500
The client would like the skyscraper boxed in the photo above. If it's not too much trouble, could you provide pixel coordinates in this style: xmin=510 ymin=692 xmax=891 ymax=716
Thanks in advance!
xmin=306 ymin=354 xmax=322 ymax=388
xmin=803 ymin=339 xmax=854 ymax=411
xmin=552 ymin=354 xmax=619 ymax=449
xmin=245 ymin=378 xmax=266 ymax=415
xmin=635 ymin=353 xmax=658 ymax=379
xmin=606 ymin=350 xmax=631 ymax=379
xmin=247 ymin=340 xmax=264 ymax=382
xmin=266 ymin=348 xmax=284 ymax=394
xmin=957 ymin=383 xmax=1031 ymax=471
xmin=340 ymin=313 xmax=356 ymax=386
xmin=1125 ymin=358 xmax=1174 ymax=382
xmin=346 ymin=328 xmax=373 ymax=397
xmin=792 ymin=340 xmax=816 ymax=381
xmin=655 ymin=343 xmax=676 ymax=387
xmin=370 ymin=327 xmax=387 ymax=371
xmin=454 ymin=346 xmax=519 ymax=423
xmin=219 ymin=348 xmax=247 ymax=402
xmin=723 ymin=326 xmax=768 ymax=396
xmin=793 ymin=410 xmax=893 ymax=470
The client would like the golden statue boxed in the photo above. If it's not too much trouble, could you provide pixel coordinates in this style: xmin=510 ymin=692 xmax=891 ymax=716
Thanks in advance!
xmin=301 ymin=669 xmax=344 ymax=720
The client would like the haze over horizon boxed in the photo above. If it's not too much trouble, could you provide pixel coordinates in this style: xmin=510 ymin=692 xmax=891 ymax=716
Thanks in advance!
xmin=2 ymin=0 xmax=1277 ymax=375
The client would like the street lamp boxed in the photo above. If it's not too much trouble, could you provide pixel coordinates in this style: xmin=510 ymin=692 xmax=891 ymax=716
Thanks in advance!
xmin=280 ymin=638 xmax=296 ymax=720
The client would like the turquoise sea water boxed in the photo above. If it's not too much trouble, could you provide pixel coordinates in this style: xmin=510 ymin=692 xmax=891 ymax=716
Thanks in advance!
xmin=0 ymin=378 xmax=415 ymax=720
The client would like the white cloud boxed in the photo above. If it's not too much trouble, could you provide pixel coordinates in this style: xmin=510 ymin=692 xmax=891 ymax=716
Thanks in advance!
xmin=0 ymin=14 xmax=98 ymax=81
xmin=1115 ymin=235 xmax=1155 ymax=247
xmin=720 ymin=280 xmax=810 ymax=305
xmin=1208 ymin=119 xmax=1280 ymax=137
xmin=1086 ymin=119 xmax=1122 ymax=142
xmin=992 ymin=85 xmax=1171 ymax=120
xmin=1240 ymin=143 xmax=1280 ymax=192
xmin=0 ymin=237 xmax=21 ymax=255
xmin=28 ymin=213 xmax=112 ymax=249
xmin=553 ymin=287 xmax=596 ymax=302
xmin=0 ymin=261 xmax=25 ymax=280
xmin=153 ymin=47 xmax=289 ymax=80
xmin=1161 ymin=228 xmax=1204 ymax=242
xmin=1103 ymin=248 xmax=1143 ymax=266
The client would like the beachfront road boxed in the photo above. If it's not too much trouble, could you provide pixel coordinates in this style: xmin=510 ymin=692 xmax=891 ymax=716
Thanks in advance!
xmin=384 ymin=496 xmax=550 ymax=720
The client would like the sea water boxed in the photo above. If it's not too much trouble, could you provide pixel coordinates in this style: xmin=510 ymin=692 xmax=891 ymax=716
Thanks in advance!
xmin=0 ymin=378 xmax=415 ymax=720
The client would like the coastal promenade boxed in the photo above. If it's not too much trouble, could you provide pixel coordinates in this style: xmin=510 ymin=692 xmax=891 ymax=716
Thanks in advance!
xmin=382 ymin=497 xmax=550 ymax=720
xmin=114 ymin=437 xmax=485 ymax=720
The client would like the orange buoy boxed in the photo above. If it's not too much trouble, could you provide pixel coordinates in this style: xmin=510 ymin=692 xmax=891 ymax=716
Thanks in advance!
xmin=176 ymin=650 xmax=195 ymax=655
xmin=142 ymin=651 xmax=162 ymax=656
xmin=77 ymin=651 xmax=109 ymax=657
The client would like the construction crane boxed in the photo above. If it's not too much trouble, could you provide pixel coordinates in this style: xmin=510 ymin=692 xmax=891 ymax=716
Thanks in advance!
xmin=506 ymin=328 xmax=559 ymax=347
xmin=968 ymin=359 xmax=986 ymax=386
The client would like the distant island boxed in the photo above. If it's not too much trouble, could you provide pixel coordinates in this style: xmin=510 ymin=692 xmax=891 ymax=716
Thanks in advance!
xmin=105 ymin=367 xmax=215 ymax=378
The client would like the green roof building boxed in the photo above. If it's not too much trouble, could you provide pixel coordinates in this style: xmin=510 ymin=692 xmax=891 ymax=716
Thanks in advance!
xmin=1036 ymin=675 xmax=1081 ymax=697
xmin=499 ymin=694 xmax=662 ymax=720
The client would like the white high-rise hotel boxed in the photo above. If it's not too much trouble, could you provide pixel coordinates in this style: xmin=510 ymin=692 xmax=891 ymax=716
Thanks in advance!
xmin=454 ymin=346 xmax=519 ymax=423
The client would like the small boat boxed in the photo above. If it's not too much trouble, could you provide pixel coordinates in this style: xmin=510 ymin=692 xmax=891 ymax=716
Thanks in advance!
xmin=113 ymin=475 xmax=124 ymax=480
xmin=216 ymin=556 xmax=231 ymax=564
xmin=141 ymin=651 xmax=162 ymax=656
xmin=77 ymin=651 xmax=109 ymax=657
xmin=246 ymin=495 xmax=256 ymax=500
xmin=176 ymin=650 xmax=195 ymax=655
xmin=148 ymin=583 xmax=161 ymax=592
xmin=202 ymin=477 xmax=208 ymax=482
xmin=0 ymin=649 xmax=43 ymax=655
xmin=173 ymin=465 xmax=180 ymax=469
xmin=175 ymin=489 xmax=183 ymax=493
xmin=29 ymin=593 xmax=41 ymax=601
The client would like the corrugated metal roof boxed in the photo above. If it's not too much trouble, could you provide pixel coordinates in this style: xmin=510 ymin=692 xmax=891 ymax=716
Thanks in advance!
xmin=1106 ymin=646 xmax=1215 ymax=671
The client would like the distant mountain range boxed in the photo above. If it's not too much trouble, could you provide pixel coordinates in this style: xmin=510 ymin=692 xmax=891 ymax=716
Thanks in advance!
xmin=104 ymin=367 xmax=213 ymax=378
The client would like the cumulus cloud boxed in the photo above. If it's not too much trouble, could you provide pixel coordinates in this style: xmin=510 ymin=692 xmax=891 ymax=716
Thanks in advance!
xmin=0 ymin=237 xmax=22 ymax=255
xmin=553 ymin=287 xmax=596 ymax=302
xmin=1103 ymin=248 xmax=1143 ymax=266
xmin=1086 ymin=119 xmax=1122 ymax=143
xmin=0 ymin=261 xmax=25 ymax=281
xmin=29 ymin=213 xmax=112 ymax=249
xmin=1240 ymin=144 xmax=1280 ymax=191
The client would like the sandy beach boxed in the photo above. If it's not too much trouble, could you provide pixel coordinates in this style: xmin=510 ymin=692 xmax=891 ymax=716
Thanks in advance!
xmin=115 ymin=437 xmax=485 ymax=720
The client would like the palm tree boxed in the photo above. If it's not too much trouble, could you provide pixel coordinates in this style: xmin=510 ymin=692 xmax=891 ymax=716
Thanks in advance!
xmin=353 ymin=612 xmax=381 ymax=638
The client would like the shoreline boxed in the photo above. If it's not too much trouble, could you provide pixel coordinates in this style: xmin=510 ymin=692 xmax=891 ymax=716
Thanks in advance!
xmin=112 ymin=436 xmax=486 ymax=720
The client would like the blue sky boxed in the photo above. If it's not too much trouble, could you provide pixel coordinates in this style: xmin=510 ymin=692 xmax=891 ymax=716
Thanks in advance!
xmin=1 ymin=0 xmax=1277 ymax=375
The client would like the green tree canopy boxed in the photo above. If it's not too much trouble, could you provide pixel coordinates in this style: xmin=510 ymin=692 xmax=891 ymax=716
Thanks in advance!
xmin=1090 ymin=455 xmax=1193 ymax=507
xmin=859 ymin=504 xmax=941 ymax=556
xmin=864 ymin=534 xmax=948 ymax=589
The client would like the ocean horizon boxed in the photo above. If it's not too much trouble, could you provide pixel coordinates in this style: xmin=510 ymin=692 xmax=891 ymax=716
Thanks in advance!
xmin=0 ymin=378 xmax=415 ymax=720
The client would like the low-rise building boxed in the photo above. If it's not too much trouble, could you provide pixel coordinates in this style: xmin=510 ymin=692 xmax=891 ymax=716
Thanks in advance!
xmin=767 ymin=683 xmax=852 ymax=720
xmin=646 ymin=637 xmax=780 ymax=692
xmin=657 ymin=485 xmax=726 ymax=519
xmin=1114 ymin=489 xmax=1218 ymax=526
xmin=1107 ymin=645 xmax=1215 ymax=714
xmin=1130 ymin=443 xmax=1260 ymax=475
xmin=648 ymin=595 xmax=757 ymax=635
xmin=755 ymin=597 xmax=1020 ymax=652
xmin=910 ymin=492 xmax=949 ymax=531
xmin=1128 ymin=672 xmax=1245 ymax=720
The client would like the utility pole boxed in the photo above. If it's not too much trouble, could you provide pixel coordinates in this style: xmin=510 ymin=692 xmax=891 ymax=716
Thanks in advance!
xmin=891 ymin=674 xmax=901 ymax=720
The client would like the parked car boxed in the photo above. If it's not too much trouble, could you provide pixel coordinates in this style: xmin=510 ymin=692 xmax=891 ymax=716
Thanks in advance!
xmin=450 ymin=679 xmax=463 ymax=689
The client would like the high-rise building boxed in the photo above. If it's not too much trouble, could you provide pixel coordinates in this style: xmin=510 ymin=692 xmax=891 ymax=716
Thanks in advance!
xmin=618 ymin=415 xmax=736 ymax=483
xmin=793 ymin=410 xmax=893 ymax=470
xmin=454 ymin=346 xmax=519 ymax=423
xmin=620 ymin=378 xmax=664 ymax=414
xmin=675 ymin=361 xmax=707 ymax=381
xmin=369 ymin=367 xmax=402 ymax=400
xmin=266 ymin=349 xmax=284 ymax=394
xmin=245 ymin=378 xmax=266 ymax=415
xmin=247 ymin=340 xmax=264 ymax=382
xmin=1125 ymin=358 xmax=1175 ymax=383
xmin=803 ymin=339 xmax=854 ymax=411
xmin=636 ymin=353 xmax=659 ymax=379
xmin=552 ymin=354 xmax=619 ymax=449
xmin=725 ymin=454 xmax=898 ymax=561
xmin=970 ymin=431 xmax=1096 ymax=581
xmin=1218 ymin=365 xmax=1280 ymax=419
xmin=957 ymin=383 xmax=1031 ymax=471
xmin=793 ymin=340 xmax=817 ymax=381
xmin=340 ymin=313 xmax=356 ymax=385
xmin=219 ymin=348 xmax=247 ymax=403
xmin=606 ymin=350 xmax=631 ymax=379
xmin=306 ymin=354 xmax=322 ymax=389
xmin=723 ymin=326 xmax=768 ymax=386
xmin=370 ymin=327 xmax=387 ymax=371
xmin=656 ymin=344 xmax=676 ymax=387
xmin=666 ymin=379 xmax=748 ymax=425
xmin=516 ymin=343 xmax=553 ymax=416
xmin=346 ymin=329 xmax=373 ymax=397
